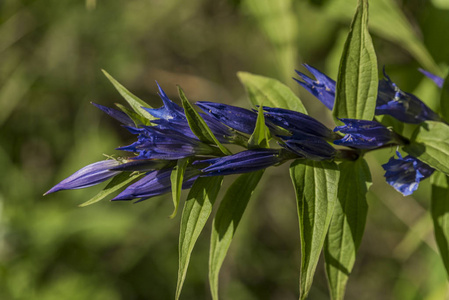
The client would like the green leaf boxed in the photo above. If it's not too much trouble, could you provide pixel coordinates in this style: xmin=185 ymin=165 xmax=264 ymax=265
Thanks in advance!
xmin=324 ymin=158 xmax=372 ymax=300
xmin=209 ymin=170 xmax=264 ymax=300
xmin=78 ymin=172 xmax=142 ymax=207
xmin=178 ymin=86 xmax=232 ymax=156
xmin=237 ymin=72 xmax=307 ymax=113
xmin=102 ymin=70 xmax=154 ymax=123
xmin=169 ymin=158 xmax=190 ymax=219
xmin=404 ymin=121 xmax=449 ymax=175
xmin=115 ymin=103 xmax=149 ymax=126
xmin=440 ymin=72 xmax=449 ymax=123
xmin=289 ymin=160 xmax=340 ymax=300
xmin=176 ymin=176 xmax=224 ymax=300
xmin=332 ymin=0 xmax=378 ymax=121
xmin=248 ymin=105 xmax=270 ymax=148
xmin=431 ymin=171 xmax=449 ymax=278
xmin=324 ymin=0 xmax=441 ymax=76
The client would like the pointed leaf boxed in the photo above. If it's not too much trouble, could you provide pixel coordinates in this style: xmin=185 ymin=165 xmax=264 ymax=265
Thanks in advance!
xmin=332 ymin=0 xmax=378 ymax=121
xmin=324 ymin=0 xmax=441 ymax=76
xmin=175 ymin=176 xmax=224 ymax=300
xmin=289 ymin=160 xmax=339 ymax=300
xmin=404 ymin=121 xmax=449 ymax=175
xmin=178 ymin=87 xmax=232 ymax=156
xmin=79 ymin=172 xmax=142 ymax=207
xmin=248 ymin=105 xmax=270 ymax=148
xmin=440 ymin=72 xmax=449 ymax=123
xmin=324 ymin=158 xmax=372 ymax=300
xmin=115 ymin=103 xmax=149 ymax=126
xmin=209 ymin=170 xmax=264 ymax=300
xmin=102 ymin=70 xmax=154 ymax=123
xmin=431 ymin=171 xmax=449 ymax=278
xmin=237 ymin=72 xmax=307 ymax=113
xmin=170 ymin=158 xmax=190 ymax=219
xmin=290 ymin=160 xmax=339 ymax=299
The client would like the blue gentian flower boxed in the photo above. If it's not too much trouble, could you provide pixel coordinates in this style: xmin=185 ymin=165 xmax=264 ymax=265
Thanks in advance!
xmin=294 ymin=64 xmax=336 ymax=110
xmin=143 ymin=82 xmax=185 ymax=120
xmin=382 ymin=151 xmax=435 ymax=196
xmin=419 ymin=69 xmax=444 ymax=88
xmin=280 ymin=134 xmax=336 ymax=160
xmin=196 ymin=101 xmax=258 ymax=134
xmin=295 ymin=65 xmax=441 ymax=124
xmin=92 ymin=102 xmax=135 ymax=126
xmin=375 ymin=72 xmax=441 ymax=124
xmin=45 ymin=160 xmax=122 ymax=194
xmin=334 ymin=119 xmax=403 ymax=149
xmin=196 ymin=149 xmax=289 ymax=176
xmin=117 ymin=126 xmax=219 ymax=160
xmin=112 ymin=168 xmax=199 ymax=202
xmin=263 ymin=106 xmax=336 ymax=140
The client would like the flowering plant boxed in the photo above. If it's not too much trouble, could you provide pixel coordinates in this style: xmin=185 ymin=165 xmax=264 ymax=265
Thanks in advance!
xmin=45 ymin=0 xmax=449 ymax=299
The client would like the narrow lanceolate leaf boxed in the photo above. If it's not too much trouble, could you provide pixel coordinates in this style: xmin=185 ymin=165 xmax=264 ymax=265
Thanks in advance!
xmin=178 ymin=87 xmax=232 ymax=156
xmin=169 ymin=158 xmax=190 ymax=219
xmin=289 ymin=160 xmax=340 ymax=300
xmin=248 ymin=105 xmax=270 ymax=149
xmin=115 ymin=103 xmax=149 ymax=126
xmin=332 ymin=0 xmax=378 ymax=121
xmin=404 ymin=121 xmax=449 ymax=175
xmin=237 ymin=72 xmax=307 ymax=114
xmin=176 ymin=176 xmax=224 ymax=300
xmin=102 ymin=70 xmax=154 ymax=122
xmin=431 ymin=171 xmax=449 ymax=278
xmin=324 ymin=159 xmax=372 ymax=300
xmin=209 ymin=170 xmax=264 ymax=300
xmin=79 ymin=172 xmax=142 ymax=207
xmin=440 ymin=72 xmax=449 ymax=123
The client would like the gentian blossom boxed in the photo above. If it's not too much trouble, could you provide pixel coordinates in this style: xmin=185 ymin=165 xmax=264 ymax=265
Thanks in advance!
xmin=44 ymin=160 xmax=122 ymax=195
xmin=419 ymin=69 xmax=444 ymax=88
xmin=382 ymin=152 xmax=435 ymax=196
xmin=295 ymin=65 xmax=440 ymax=124
xmin=333 ymin=119 xmax=404 ymax=149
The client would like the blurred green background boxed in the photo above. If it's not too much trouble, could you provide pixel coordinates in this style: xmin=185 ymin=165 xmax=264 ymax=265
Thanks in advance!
xmin=1 ymin=0 xmax=449 ymax=299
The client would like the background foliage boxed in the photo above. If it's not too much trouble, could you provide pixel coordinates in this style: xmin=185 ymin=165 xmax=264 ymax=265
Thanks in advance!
xmin=1 ymin=0 xmax=449 ymax=299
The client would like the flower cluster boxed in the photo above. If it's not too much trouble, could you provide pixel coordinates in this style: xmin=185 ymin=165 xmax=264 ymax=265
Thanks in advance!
xmin=46 ymin=66 xmax=444 ymax=201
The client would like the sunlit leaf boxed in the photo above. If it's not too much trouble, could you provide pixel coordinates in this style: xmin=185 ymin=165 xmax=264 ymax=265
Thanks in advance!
xmin=332 ymin=0 xmax=378 ymax=122
xmin=178 ymin=87 xmax=232 ymax=156
xmin=248 ymin=105 xmax=270 ymax=149
xmin=176 ymin=176 xmax=224 ymax=300
xmin=169 ymin=158 xmax=190 ymax=219
xmin=102 ymin=70 xmax=154 ymax=123
xmin=209 ymin=170 xmax=264 ymax=300
xmin=404 ymin=121 xmax=449 ymax=175
xmin=431 ymin=171 xmax=449 ymax=278
xmin=289 ymin=160 xmax=339 ymax=300
xmin=324 ymin=158 xmax=372 ymax=300
xmin=237 ymin=72 xmax=307 ymax=113
xmin=79 ymin=172 xmax=142 ymax=207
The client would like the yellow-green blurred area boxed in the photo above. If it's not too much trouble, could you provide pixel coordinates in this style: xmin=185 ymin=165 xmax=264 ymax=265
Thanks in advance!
xmin=1 ymin=0 xmax=449 ymax=299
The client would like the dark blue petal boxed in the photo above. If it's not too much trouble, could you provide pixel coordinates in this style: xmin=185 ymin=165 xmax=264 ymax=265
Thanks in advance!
xmin=196 ymin=101 xmax=258 ymax=134
xmin=382 ymin=152 xmax=435 ymax=196
xmin=197 ymin=149 xmax=286 ymax=176
xmin=419 ymin=68 xmax=444 ymax=88
xmin=44 ymin=160 xmax=121 ymax=194
xmin=92 ymin=103 xmax=135 ymax=126
xmin=143 ymin=82 xmax=185 ymax=120
xmin=280 ymin=134 xmax=336 ymax=160
xmin=294 ymin=64 xmax=336 ymax=110
xmin=263 ymin=106 xmax=334 ymax=139
xmin=375 ymin=72 xmax=441 ymax=123
xmin=112 ymin=168 xmax=198 ymax=201
xmin=333 ymin=119 xmax=398 ymax=149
